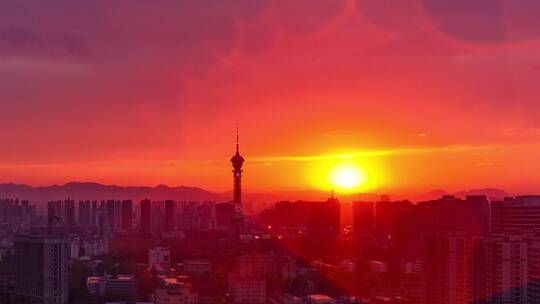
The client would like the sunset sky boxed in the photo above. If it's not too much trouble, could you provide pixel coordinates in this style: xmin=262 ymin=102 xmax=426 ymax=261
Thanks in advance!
xmin=1 ymin=0 xmax=540 ymax=195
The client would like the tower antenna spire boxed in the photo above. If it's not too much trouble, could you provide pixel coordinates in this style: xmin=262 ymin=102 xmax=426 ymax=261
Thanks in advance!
xmin=236 ymin=125 xmax=239 ymax=153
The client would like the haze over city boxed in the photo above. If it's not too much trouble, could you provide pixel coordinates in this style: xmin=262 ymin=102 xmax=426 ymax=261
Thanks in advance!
xmin=2 ymin=0 xmax=540 ymax=195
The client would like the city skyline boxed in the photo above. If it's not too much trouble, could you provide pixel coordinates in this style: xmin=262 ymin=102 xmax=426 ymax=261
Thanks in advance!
xmin=3 ymin=2 xmax=540 ymax=304
xmin=1 ymin=1 xmax=540 ymax=194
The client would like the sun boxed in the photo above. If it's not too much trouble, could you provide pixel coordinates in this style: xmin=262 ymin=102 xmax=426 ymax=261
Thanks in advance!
xmin=328 ymin=162 xmax=367 ymax=191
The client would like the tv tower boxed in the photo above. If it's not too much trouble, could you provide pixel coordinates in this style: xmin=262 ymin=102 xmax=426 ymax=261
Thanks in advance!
xmin=230 ymin=127 xmax=245 ymax=235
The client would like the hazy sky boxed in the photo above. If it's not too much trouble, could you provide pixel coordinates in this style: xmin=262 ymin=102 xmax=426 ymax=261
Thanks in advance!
xmin=1 ymin=0 xmax=540 ymax=194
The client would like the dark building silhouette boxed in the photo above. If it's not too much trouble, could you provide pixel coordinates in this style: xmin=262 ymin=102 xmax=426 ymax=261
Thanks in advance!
xmin=389 ymin=196 xmax=489 ymax=265
xmin=91 ymin=200 xmax=98 ymax=226
xmin=216 ymin=202 xmax=235 ymax=230
xmin=418 ymin=195 xmax=490 ymax=234
xmin=140 ymin=199 xmax=151 ymax=233
xmin=375 ymin=200 xmax=413 ymax=241
xmin=64 ymin=199 xmax=75 ymax=227
xmin=274 ymin=197 xmax=341 ymax=237
xmin=122 ymin=200 xmax=133 ymax=231
xmin=79 ymin=200 xmax=91 ymax=226
xmin=165 ymin=200 xmax=175 ymax=231
xmin=47 ymin=201 xmax=57 ymax=225
xmin=98 ymin=201 xmax=109 ymax=235
xmin=352 ymin=201 xmax=374 ymax=237
xmin=106 ymin=200 xmax=116 ymax=232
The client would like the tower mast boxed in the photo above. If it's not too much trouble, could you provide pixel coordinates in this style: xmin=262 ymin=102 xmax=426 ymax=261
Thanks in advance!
xmin=230 ymin=127 xmax=245 ymax=236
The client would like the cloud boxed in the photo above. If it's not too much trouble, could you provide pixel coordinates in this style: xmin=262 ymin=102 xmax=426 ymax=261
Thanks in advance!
xmin=423 ymin=0 xmax=540 ymax=45
xmin=0 ymin=27 xmax=39 ymax=45
xmin=250 ymin=144 xmax=510 ymax=163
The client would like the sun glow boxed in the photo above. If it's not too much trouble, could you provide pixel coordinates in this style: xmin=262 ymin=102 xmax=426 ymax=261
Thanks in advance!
xmin=306 ymin=152 xmax=385 ymax=194
xmin=329 ymin=162 xmax=367 ymax=191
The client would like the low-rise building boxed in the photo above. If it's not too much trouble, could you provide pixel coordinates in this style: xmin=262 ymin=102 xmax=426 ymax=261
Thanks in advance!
xmin=368 ymin=260 xmax=388 ymax=273
xmin=183 ymin=259 xmax=211 ymax=275
xmin=154 ymin=282 xmax=198 ymax=304
xmin=86 ymin=276 xmax=107 ymax=296
xmin=307 ymin=294 xmax=337 ymax=304
xmin=86 ymin=274 xmax=136 ymax=300
xmin=149 ymin=247 xmax=171 ymax=268
xmin=228 ymin=274 xmax=265 ymax=304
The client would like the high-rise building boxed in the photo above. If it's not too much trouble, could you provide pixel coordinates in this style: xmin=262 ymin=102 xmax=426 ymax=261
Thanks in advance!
xmin=424 ymin=231 xmax=540 ymax=304
xmin=273 ymin=199 xmax=340 ymax=237
xmin=79 ymin=200 xmax=91 ymax=226
xmin=473 ymin=233 xmax=531 ymax=303
xmin=47 ymin=201 xmax=64 ymax=226
xmin=352 ymin=201 xmax=374 ymax=237
xmin=141 ymin=199 xmax=151 ymax=233
xmin=230 ymin=128 xmax=245 ymax=234
xmin=91 ymin=200 xmax=98 ymax=226
xmin=375 ymin=200 xmax=413 ymax=241
xmin=114 ymin=200 xmax=122 ymax=231
xmin=424 ymin=231 xmax=474 ymax=304
xmin=216 ymin=202 xmax=234 ymax=230
xmin=152 ymin=205 xmax=164 ymax=232
xmin=419 ymin=195 xmax=490 ymax=234
xmin=47 ymin=201 xmax=57 ymax=224
xmin=178 ymin=202 xmax=217 ymax=231
xmin=64 ymin=199 xmax=75 ymax=227
xmin=13 ymin=234 xmax=68 ymax=304
xmin=491 ymin=196 xmax=540 ymax=233
xmin=106 ymin=200 xmax=116 ymax=232
xmin=122 ymin=200 xmax=132 ymax=231
xmin=64 ymin=202 xmax=75 ymax=226
xmin=165 ymin=200 xmax=175 ymax=231
xmin=97 ymin=201 xmax=109 ymax=235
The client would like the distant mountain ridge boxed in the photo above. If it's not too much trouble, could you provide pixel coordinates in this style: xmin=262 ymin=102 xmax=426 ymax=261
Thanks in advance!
xmin=0 ymin=181 xmax=514 ymax=204
xmin=0 ymin=182 xmax=225 ymax=202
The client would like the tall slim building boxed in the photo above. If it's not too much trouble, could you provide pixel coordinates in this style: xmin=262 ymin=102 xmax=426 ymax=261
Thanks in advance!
xmin=64 ymin=199 xmax=75 ymax=227
xmin=13 ymin=234 xmax=69 ymax=304
xmin=165 ymin=200 xmax=175 ymax=231
xmin=91 ymin=201 xmax=98 ymax=226
xmin=49 ymin=201 xmax=63 ymax=225
xmin=98 ymin=201 xmax=109 ymax=235
xmin=230 ymin=128 xmax=245 ymax=234
xmin=140 ymin=199 xmax=151 ymax=233
xmin=122 ymin=200 xmax=133 ymax=231
xmin=79 ymin=200 xmax=91 ymax=226
xmin=47 ymin=201 xmax=58 ymax=224
xmin=106 ymin=200 xmax=116 ymax=232
xmin=114 ymin=200 xmax=122 ymax=231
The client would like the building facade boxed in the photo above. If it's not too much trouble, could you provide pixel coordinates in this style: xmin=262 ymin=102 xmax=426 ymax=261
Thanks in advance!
xmin=13 ymin=234 xmax=68 ymax=304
